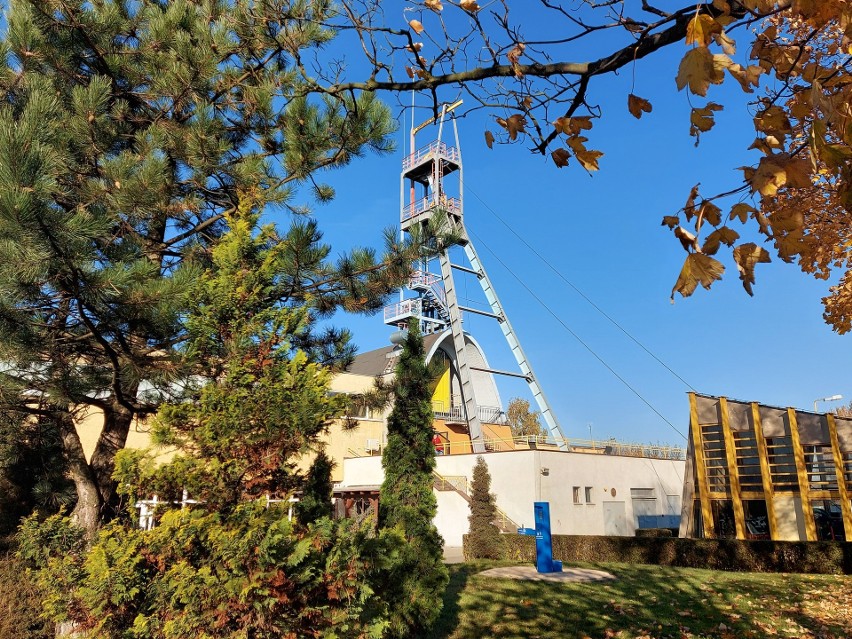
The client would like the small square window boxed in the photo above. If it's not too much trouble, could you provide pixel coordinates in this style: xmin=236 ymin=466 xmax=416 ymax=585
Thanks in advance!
xmin=572 ymin=486 xmax=581 ymax=504
xmin=585 ymin=487 xmax=593 ymax=504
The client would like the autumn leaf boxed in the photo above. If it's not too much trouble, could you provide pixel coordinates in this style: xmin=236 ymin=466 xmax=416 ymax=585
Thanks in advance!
xmin=733 ymin=242 xmax=771 ymax=295
xmin=405 ymin=42 xmax=423 ymax=53
xmin=727 ymin=63 xmax=763 ymax=92
xmin=729 ymin=202 xmax=756 ymax=224
xmin=702 ymin=227 xmax=740 ymax=255
xmin=714 ymin=30 xmax=736 ymax=55
xmin=674 ymin=226 xmax=701 ymax=253
xmin=551 ymin=148 xmax=570 ymax=168
xmin=484 ymin=130 xmax=494 ymax=149
xmin=683 ymin=183 xmax=701 ymax=221
xmin=507 ymin=43 xmax=526 ymax=79
xmin=459 ymin=0 xmax=481 ymax=12
xmin=575 ymin=148 xmax=603 ymax=172
xmin=661 ymin=215 xmax=680 ymax=229
xmin=425 ymin=0 xmax=443 ymax=10
xmin=671 ymin=253 xmax=725 ymax=300
xmin=497 ymin=114 xmax=526 ymax=141
xmin=554 ymin=116 xmax=593 ymax=135
xmin=628 ymin=94 xmax=653 ymax=119
xmin=690 ymin=102 xmax=723 ymax=143
xmin=686 ymin=14 xmax=723 ymax=47
xmin=676 ymin=47 xmax=725 ymax=96
xmin=409 ymin=19 xmax=425 ymax=34
xmin=696 ymin=199 xmax=722 ymax=230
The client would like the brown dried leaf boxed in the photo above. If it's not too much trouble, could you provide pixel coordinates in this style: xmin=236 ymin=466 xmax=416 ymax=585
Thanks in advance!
xmin=575 ymin=148 xmax=603 ymax=172
xmin=551 ymin=148 xmax=570 ymax=168
xmin=674 ymin=226 xmax=701 ymax=253
xmin=661 ymin=215 xmax=680 ymax=229
xmin=425 ymin=0 xmax=443 ymax=10
xmin=729 ymin=202 xmax=756 ymax=224
xmin=733 ymin=242 xmax=771 ymax=295
xmin=497 ymin=114 xmax=526 ymax=141
xmin=702 ymin=227 xmax=740 ymax=255
xmin=484 ymin=130 xmax=494 ymax=149
xmin=628 ymin=94 xmax=653 ymax=119
xmin=405 ymin=42 xmax=423 ymax=52
xmin=459 ymin=0 xmax=481 ymax=12
xmin=683 ymin=183 xmax=701 ymax=221
xmin=507 ymin=43 xmax=526 ymax=79
xmin=671 ymin=253 xmax=725 ymax=301
xmin=409 ymin=19 xmax=425 ymax=34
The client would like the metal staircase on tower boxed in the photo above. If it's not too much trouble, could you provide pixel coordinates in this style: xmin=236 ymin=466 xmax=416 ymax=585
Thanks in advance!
xmin=383 ymin=100 xmax=566 ymax=452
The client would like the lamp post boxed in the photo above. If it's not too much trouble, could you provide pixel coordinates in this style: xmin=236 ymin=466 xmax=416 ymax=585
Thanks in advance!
xmin=813 ymin=394 xmax=843 ymax=413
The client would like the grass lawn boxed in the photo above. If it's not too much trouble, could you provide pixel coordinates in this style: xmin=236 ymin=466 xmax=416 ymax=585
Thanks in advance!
xmin=427 ymin=561 xmax=852 ymax=639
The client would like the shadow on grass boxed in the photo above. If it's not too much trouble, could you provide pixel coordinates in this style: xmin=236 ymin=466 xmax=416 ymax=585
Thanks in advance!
xmin=426 ymin=560 xmax=852 ymax=639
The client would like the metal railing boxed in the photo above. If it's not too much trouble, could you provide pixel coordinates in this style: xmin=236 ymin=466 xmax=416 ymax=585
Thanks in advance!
xmin=402 ymin=140 xmax=460 ymax=170
xmin=430 ymin=433 xmax=686 ymax=459
xmin=383 ymin=298 xmax=423 ymax=322
xmin=401 ymin=195 xmax=461 ymax=222
xmin=432 ymin=403 xmax=506 ymax=425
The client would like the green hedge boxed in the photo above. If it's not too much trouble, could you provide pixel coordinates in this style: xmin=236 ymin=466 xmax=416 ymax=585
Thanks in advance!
xmin=463 ymin=534 xmax=852 ymax=575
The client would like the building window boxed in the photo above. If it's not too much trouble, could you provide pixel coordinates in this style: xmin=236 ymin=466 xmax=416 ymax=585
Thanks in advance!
xmin=585 ymin=487 xmax=593 ymax=504
xmin=573 ymin=486 xmax=581 ymax=504
xmin=345 ymin=395 xmax=372 ymax=419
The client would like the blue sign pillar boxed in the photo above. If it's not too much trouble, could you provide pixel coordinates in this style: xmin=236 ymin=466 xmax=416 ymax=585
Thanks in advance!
xmin=517 ymin=502 xmax=562 ymax=573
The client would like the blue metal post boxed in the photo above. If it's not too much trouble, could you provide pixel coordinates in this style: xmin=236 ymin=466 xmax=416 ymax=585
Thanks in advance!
xmin=517 ymin=502 xmax=562 ymax=573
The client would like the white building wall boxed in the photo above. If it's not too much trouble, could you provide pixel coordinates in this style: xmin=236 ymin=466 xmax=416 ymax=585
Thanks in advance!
xmin=338 ymin=450 xmax=686 ymax=544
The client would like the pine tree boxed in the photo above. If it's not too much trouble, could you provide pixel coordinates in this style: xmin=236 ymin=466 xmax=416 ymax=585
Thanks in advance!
xmin=467 ymin=455 xmax=503 ymax=560
xmin=378 ymin=320 xmax=449 ymax=638
xmin=296 ymin=451 xmax=334 ymax=526
xmin=19 ymin=206 xmax=398 ymax=638
xmin=0 ymin=0 xmax=422 ymax=535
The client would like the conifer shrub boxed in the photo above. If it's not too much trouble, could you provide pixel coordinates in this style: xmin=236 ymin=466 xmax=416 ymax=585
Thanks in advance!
xmin=378 ymin=321 xmax=449 ymax=638
xmin=466 ymin=456 xmax=503 ymax=560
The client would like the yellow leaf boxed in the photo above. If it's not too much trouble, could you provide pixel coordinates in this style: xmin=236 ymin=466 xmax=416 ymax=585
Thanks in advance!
xmin=409 ymin=19 xmax=425 ymax=34
xmin=676 ymin=47 xmax=724 ymax=96
xmin=661 ymin=215 xmax=679 ymax=229
xmin=729 ymin=202 xmax=756 ymax=223
xmin=484 ymin=130 xmax=494 ymax=149
xmin=732 ymin=242 xmax=771 ymax=295
xmin=686 ymin=14 xmax=722 ymax=47
xmin=726 ymin=63 xmax=762 ymax=93
xmin=551 ymin=148 xmax=570 ymax=168
xmin=747 ymin=157 xmax=786 ymax=197
xmin=690 ymin=102 xmax=723 ymax=142
xmin=459 ymin=0 xmax=481 ymax=11
xmin=702 ymin=227 xmax=740 ymax=255
xmin=575 ymin=148 xmax=603 ymax=172
xmin=671 ymin=253 xmax=725 ymax=301
xmin=627 ymin=94 xmax=653 ymax=119
xmin=754 ymin=105 xmax=791 ymax=135
xmin=714 ymin=30 xmax=736 ymax=55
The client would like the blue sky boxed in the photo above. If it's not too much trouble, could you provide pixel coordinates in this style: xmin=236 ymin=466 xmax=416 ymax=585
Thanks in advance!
xmin=295 ymin=8 xmax=852 ymax=447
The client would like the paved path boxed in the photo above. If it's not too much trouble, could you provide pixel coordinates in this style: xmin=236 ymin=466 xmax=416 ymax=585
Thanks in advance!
xmin=476 ymin=565 xmax=616 ymax=583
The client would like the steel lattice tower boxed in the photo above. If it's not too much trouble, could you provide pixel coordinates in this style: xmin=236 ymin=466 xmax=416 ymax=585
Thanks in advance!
xmin=383 ymin=102 xmax=566 ymax=451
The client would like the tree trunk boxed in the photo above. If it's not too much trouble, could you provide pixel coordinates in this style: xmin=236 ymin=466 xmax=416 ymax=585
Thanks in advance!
xmin=57 ymin=410 xmax=102 ymax=540
xmin=90 ymin=402 xmax=134 ymax=520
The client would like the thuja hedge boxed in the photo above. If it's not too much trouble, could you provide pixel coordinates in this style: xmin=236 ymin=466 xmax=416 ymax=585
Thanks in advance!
xmin=464 ymin=534 xmax=852 ymax=574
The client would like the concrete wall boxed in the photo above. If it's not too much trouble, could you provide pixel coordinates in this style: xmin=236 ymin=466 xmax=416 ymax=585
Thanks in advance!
xmin=338 ymin=449 xmax=686 ymax=544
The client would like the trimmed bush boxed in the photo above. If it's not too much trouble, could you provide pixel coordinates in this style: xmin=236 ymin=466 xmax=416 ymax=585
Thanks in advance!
xmin=467 ymin=456 xmax=503 ymax=560
xmin=635 ymin=528 xmax=674 ymax=538
xmin=464 ymin=533 xmax=852 ymax=575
